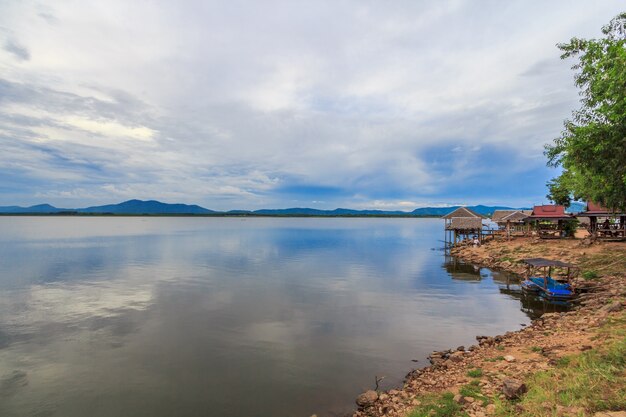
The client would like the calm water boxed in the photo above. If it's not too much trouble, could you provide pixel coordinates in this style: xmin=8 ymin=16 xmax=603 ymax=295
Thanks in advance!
xmin=0 ymin=217 xmax=562 ymax=417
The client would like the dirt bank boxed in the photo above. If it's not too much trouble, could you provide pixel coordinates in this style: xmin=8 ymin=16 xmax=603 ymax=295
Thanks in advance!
xmin=350 ymin=238 xmax=626 ymax=417
xmin=449 ymin=237 xmax=626 ymax=283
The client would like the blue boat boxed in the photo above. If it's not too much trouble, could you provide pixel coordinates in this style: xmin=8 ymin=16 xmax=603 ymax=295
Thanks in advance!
xmin=520 ymin=258 xmax=577 ymax=301
xmin=521 ymin=276 xmax=574 ymax=300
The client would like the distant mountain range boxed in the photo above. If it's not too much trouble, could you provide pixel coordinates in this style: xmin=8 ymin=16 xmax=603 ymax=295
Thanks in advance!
xmin=0 ymin=199 xmax=529 ymax=216
xmin=79 ymin=199 xmax=214 ymax=214
xmin=0 ymin=200 xmax=213 ymax=214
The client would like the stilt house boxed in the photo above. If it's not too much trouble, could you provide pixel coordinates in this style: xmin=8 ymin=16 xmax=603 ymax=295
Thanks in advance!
xmin=525 ymin=205 xmax=573 ymax=239
xmin=442 ymin=207 xmax=484 ymax=245
xmin=491 ymin=210 xmax=530 ymax=237
xmin=577 ymin=202 xmax=626 ymax=240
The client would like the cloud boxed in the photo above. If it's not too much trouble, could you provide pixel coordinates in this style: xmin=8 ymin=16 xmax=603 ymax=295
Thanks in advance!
xmin=3 ymin=38 xmax=30 ymax=61
xmin=0 ymin=1 xmax=621 ymax=209
xmin=62 ymin=116 xmax=156 ymax=141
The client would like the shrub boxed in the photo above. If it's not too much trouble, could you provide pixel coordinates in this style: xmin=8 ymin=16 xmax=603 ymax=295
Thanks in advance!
xmin=582 ymin=270 xmax=599 ymax=280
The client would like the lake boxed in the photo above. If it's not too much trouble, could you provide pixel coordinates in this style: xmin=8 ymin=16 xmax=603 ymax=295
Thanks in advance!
xmin=0 ymin=217 xmax=562 ymax=417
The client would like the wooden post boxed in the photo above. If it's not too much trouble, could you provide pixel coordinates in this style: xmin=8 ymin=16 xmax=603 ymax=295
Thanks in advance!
xmin=590 ymin=216 xmax=597 ymax=236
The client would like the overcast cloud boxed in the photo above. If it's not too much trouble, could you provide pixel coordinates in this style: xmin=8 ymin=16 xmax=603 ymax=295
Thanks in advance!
xmin=0 ymin=1 xmax=622 ymax=210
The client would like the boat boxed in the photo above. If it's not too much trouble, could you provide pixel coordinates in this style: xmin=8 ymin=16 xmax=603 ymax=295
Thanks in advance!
xmin=520 ymin=258 xmax=578 ymax=301
xmin=521 ymin=276 xmax=573 ymax=300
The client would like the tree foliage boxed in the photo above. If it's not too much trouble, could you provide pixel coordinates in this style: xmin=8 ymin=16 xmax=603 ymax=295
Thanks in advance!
xmin=546 ymin=175 xmax=572 ymax=207
xmin=545 ymin=12 xmax=626 ymax=211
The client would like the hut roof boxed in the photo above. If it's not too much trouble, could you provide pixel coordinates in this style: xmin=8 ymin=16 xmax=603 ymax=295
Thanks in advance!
xmin=528 ymin=205 xmax=572 ymax=220
xmin=502 ymin=211 xmax=529 ymax=222
xmin=493 ymin=210 xmax=529 ymax=223
xmin=441 ymin=207 xmax=483 ymax=220
xmin=587 ymin=201 xmax=607 ymax=213
xmin=521 ymin=258 xmax=577 ymax=268
xmin=577 ymin=201 xmax=626 ymax=217
xmin=491 ymin=210 xmax=517 ymax=222
xmin=446 ymin=217 xmax=483 ymax=231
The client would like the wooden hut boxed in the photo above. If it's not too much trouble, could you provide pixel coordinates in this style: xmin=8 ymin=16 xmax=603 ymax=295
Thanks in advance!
xmin=492 ymin=210 xmax=530 ymax=238
xmin=577 ymin=202 xmax=626 ymax=240
xmin=525 ymin=205 xmax=573 ymax=239
xmin=442 ymin=207 xmax=484 ymax=245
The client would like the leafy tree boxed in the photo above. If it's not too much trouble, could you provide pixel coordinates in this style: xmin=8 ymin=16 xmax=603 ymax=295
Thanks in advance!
xmin=546 ymin=175 xmax=572 ymax=207
xmin=545 ymin=13 xmax=626 ymax=211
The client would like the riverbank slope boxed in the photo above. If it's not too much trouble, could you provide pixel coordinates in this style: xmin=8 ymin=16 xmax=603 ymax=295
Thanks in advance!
xmin=352 ymin=238 xmax=626 ymax=417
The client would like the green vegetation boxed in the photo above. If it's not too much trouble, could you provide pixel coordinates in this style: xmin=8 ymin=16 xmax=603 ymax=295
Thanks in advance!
xmin=406 ymin=315 xmax=626 ymax=417
xmin=582 ymin=270 xmax=599 ymax=280
xmin=545 ymin=13 xmax=626 ymax=211
xmin=466 ymin=368 xmax=483 ymax=378
xmin=579 ymin=249 xmax=626 ymax=277
xmin=530 ymin=346 xmax=542 ymax=353
xmin=562 ymin=219 xmax=579 ymax=238
xmin=406 ymin=392 xmax=467 ymax=417
xmin=497 ymin=337 xmax=626 ymax=416
xmin=459 ymin=381 xmax=490 ymax=406
xmin=485 ymin=355 xmax=506 ymax=362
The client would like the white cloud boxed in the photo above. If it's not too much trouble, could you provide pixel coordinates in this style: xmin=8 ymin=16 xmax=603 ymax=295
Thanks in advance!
xmin=63 ymin=116 xmax=155 ymax=141
xmin=0 ymin=1 xmax=621 ymax=209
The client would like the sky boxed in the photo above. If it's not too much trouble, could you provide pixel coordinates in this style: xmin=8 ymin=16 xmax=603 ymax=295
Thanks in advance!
xmin=0 ymin=1 xmax=622 ymax=211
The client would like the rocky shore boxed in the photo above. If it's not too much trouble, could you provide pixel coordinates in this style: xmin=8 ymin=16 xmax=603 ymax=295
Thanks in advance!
xmin=350 ymin=237 xmax=626 ymax=417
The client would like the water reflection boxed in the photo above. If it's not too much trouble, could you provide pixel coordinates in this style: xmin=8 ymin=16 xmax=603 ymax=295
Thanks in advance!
xmin=0 ymin=218 xmax=558 ymax=417
xmin=443 ymin=256 xmax=482 ymax=281
xmin=442 ymin=256 xmax=571 ymax=319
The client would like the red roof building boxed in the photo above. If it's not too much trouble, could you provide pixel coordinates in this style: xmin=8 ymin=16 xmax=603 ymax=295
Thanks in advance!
xmin=579 ymin=201 xmax=626 ymax=216
xmin=528 ymin=205 xmax=571 ymax=219
xmin=577 ymin=202 xmax=626 ymax=240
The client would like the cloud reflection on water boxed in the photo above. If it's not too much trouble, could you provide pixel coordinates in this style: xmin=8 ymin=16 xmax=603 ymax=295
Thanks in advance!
xmin=0 ymin=217 xmax=539 ymax=417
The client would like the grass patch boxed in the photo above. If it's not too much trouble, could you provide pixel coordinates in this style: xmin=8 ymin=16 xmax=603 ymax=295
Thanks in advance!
xmin=458 ymin=382 xmax=481 ymax=398
xmin=496 ymin=345 xmax=505 ymax=351
xmin=582 ymin=270 xmax=599 ymax=280
xmin=578 ymin=250 xmax=626 ymax=278
xmin=466 ymin=368 xmax=483 ymax=378
xmin=496 ymin=336 xmax=626 ymax=416
xmin=407 ymin=392 xmax=467 ymax=417
xmin=596 ymin=314 xmax=626 ymax=339
xmin=406 ymin=314 xmax=626 ymax=417
xmin=499 ymin=256 xmax=517 ymax=263
xmin=459 ymin=381 xmax=490 ymax=406
xmin=556 ymin=356 xmax=571 ymax=367
xmin=530 ymin=346 xmax=542 ymax=353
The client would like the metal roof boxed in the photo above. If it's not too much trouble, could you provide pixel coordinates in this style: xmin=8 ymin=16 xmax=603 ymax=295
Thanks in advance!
xmin=521 ymin=258 xmax=577 ymax=268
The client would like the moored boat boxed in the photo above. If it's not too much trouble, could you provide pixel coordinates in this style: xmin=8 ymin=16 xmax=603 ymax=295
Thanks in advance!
xmin=520 ymin=258 xmax=578 ymax=301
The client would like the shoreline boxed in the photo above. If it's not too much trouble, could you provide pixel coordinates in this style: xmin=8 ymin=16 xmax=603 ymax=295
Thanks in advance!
xmin=350 ymin=237 xmax=626 ymax=417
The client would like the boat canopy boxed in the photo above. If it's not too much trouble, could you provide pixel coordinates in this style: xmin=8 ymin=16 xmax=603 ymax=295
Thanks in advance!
xmin=521 ymin=258 xmax=577 ymax=268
